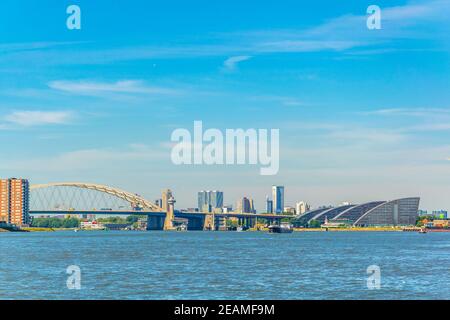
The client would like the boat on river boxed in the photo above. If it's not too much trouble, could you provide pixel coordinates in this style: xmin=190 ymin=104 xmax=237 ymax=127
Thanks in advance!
xmin=268 ymin=223 xmax=293 ymax=233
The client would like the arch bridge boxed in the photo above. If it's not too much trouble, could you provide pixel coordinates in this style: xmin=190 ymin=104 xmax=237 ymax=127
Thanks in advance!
xmin=30 ymin=182 xmax=290 ymax=231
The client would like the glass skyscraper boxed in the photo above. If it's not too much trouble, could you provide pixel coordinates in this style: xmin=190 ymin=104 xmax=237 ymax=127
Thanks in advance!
xmin=266 ymin=196 xmax=273 ymax=214
xmin=272 ymin=185 xmax=284 ymax=214
xmin=198 ymin=190 xmax=223 ymax=213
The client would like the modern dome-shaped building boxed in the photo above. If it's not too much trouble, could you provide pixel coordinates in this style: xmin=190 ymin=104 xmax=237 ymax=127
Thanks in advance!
xmin=296 ymin=197 xmax=420 ymax=227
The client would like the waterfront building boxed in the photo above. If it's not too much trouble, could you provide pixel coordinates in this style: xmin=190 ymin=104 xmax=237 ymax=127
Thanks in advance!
xmin=198 ymin=190 xmax=224 ymax=213
xmin=266 ymin=196 xmax=273 ymax=213
xmin=80 ymin=220 xmax=104 ymax=230
xmin=198 ymin=191 xmax=207 ymax=212
xmin=210 ymin=191 xmax=224 ymax=209
xmin=85 ymin=214 xmax=96 ymax=221
xmin=237 ymin=197 xmax=255 ymax=214
xmin=284 ymin=206 xmax=296 ymax=215
xmin=272 ymin=185 xmax=284 ymax=214
xmin=417 ymin=209 xmax=428 ymax=216
xmin=294 ymin=197 xmax=420 ymax=227
xmin=431 ymin=220 xmax=449 ymax=228
xmin=295 ymin=201 xmax=310 ymax=215
xmin=0 ymin=178 xmax=30 ymax=226
xmin=155 ymin=199 xmax=163 ymax=208
xmin=0 ymin=180 xmax=8 ymax=223
xmin=222 ymin=205 xmax=233 ymax=213
xmin=432 ymin=210 xmax=448 ymax=219
xmin=249 ymin=199 xmax=256 ymax=213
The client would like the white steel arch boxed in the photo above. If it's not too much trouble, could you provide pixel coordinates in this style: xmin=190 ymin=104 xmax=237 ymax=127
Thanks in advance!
xmin=30 ymin=182 xmax=163 ymax=212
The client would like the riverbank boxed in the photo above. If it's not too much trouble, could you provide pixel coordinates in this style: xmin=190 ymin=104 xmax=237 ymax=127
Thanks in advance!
xmin=0 ymin=227 xmax=29 ymax=232
xmin=22 ymin=227 xmax=56 ymax=232
xmin=294 ymin=227 xmax=404 ymax=232
xmin=21 ymin=227 xmax=83 ymax=232
xmin=13 ymin=226 xmax=414 ymax=233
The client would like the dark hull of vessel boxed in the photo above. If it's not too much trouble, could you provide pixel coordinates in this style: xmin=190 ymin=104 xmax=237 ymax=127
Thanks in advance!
xmin=268 ymin=225 xmax=293 ymax=233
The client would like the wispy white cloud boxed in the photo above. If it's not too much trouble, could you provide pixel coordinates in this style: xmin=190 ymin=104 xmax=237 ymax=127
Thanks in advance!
xmin=235 ymin=0 xmax=450 ymax=57
xmin=255 ymin=40 xmax=361 ymax=53
xmin=223 ymin=55 xmax=252 ymax=72
xmin=1 ymin=1 xmax=446 ymax=69
xmin=362 ymin=108 xmax=450 ymax=117
xmin=360 ymin=108 xmax=450 ymax=132
xmin=306 ymin=0 xmax=449 ymax=40
xmin=3 ymin=110 xmax=73 ymax=126
xmin=249 ymin=95 xmax=306 ymax=107
xmin=3 ymin=144 xmax=167 ymax=172
xmin=48 ymin=80 xmax=181 ymax=96
xmin=0 ymin=41 xmax=86 ymax=54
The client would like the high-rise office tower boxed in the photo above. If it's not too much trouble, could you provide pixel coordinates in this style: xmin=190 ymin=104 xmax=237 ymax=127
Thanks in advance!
xmin=272 ymin=185 xmax=284 ymax=214
xmin=198 ymin=190 xmax=209 ymax=212
xmin=237 ymin=197 xmax=250 ymax=214
xmin=198 ymin=190 xmax=223 ymax=213
xmin=0 ymin=178 xmax=30 ymax=226
xmin=266 ymin=196 xmax=273 ymax=213
xmin=0 ymin=180 xmax=9 ymax=223
xmin=236 ymin=197 xmax=256 ymax=214
xmin=210 ymin=191 xmax=224 ymax=209
xmin=249 ymin=199 xmax=256 ymax=214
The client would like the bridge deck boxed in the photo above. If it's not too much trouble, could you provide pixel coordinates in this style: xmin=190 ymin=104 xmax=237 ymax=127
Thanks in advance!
xmin=30 ymin=210 xmax=291 ymax=219
xmin=30 ymin=210 xmax=166 ymax=216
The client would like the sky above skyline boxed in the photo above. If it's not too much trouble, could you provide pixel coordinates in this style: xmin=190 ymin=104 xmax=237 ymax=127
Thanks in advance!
xmin=1 ymin=0 xmax=449 ymax=211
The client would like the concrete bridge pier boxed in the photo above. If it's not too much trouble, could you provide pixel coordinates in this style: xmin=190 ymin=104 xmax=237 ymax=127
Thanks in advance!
xmin=250 ymin=217 xmax=256 ymax=228
xmin=163 ymin=195 xmax=176 ymax=230
xmin=185 ymin=217 xmax=204 ymax=230
xmin=147 ymin=215 xmax=165 ymax=230
xmin=243 ymin=217 xmax=255 ymax=229
xmin=216 ymin=216 xmax=226 ymax=231
xmin=203 ymin=214 xmax=215 ymax=231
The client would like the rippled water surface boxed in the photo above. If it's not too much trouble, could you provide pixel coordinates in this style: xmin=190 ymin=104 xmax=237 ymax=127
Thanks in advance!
xmin=1 ymin=231 xmax=449 ymax=299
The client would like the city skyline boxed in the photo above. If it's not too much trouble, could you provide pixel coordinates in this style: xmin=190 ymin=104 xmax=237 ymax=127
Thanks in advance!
xmin=0 ymin=0 xmax=449 ymax=211
xmin=5 ymin=176 xmax=441 ymax=215
xmin=3 ymin=177 xmax=424 ymax=229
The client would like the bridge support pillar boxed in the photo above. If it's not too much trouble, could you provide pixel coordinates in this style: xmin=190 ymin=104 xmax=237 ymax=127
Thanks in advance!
xmin=244 ymin=217 xmax=254 ymax=229
xmin=186 ymin=217 xmax=204 ymax=230
xmin=164 ymin=207 xmax=174 ymax=230
xmin=163 ymin=193 xmax=176 ymax=231
xmin=203 ymin=214 xmax=215 ymax=231
xmin=249 ymin=217 xmax=256 ymax=229
xmin=147 ymin=215 xmax=165 ymax=230
xmin=216 ymin=216 xmax=226 ymax=231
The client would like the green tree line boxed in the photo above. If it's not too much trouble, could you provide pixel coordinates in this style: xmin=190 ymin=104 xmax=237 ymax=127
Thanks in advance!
xmin=31 ymin=217 xmax=80 ymax=228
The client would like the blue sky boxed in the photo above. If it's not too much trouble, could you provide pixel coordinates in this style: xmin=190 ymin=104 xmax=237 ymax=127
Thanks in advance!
xmin=0 ymin=0 xmax=449 ymax=210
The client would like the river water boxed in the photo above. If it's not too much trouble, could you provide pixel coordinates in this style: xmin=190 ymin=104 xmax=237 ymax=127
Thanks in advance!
xmin=1 ymin=231 xmax=449 ymax=299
